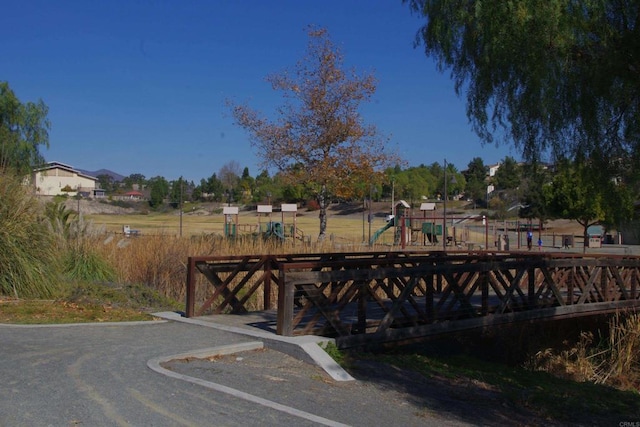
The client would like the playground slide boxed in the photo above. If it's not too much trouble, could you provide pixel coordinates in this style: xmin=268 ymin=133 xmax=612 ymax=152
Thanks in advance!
xmin=369 ymin=220 xmax=394 ymax=245
xmin=264 ymin=221 xmax=286 ymax=241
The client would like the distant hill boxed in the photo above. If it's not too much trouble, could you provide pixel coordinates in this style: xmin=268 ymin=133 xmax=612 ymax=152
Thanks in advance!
xmin=78 ymin=168 xmax=125 ymax=182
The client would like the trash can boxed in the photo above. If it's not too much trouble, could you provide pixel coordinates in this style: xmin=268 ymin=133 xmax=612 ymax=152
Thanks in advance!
xmin=562 ymin=235 xmax=574 ymax=249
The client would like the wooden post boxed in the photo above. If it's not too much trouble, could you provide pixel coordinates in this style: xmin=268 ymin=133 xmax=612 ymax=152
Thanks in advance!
xmin=426 ymin=271 xmax=434 ymax=322
xmin=356 ymin=281 xmax=367 ymax=334
xmin=263 ymin=256 xmax=272 ymax=310
xmin=528 ymin=266 xmax=536 ymax=309
xmin=276 ymin=267 xmax=294 ymax=336
xmin=481 ymin=270 xmax=489 ymax=315
xmin=185 ymin=257 xmax=196 ymax=318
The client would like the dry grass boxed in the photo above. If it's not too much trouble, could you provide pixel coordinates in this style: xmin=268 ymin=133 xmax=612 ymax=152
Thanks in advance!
xmin=85 ymin=210 xmax=494 ymax=251
xmin=532 ymin=312 xmax=640 ymax=391
xmin=89 ymin=229 xmax=356 ymax=304
xmin=81 ymin=208 xmax=586 ymax=311
xmin=0 ymin=297 xmax=154 ymax=323
xmin=86 ymin=210 xmax=385 ymax=243
xmin=84 ymin=210 xmax=392 ymax=305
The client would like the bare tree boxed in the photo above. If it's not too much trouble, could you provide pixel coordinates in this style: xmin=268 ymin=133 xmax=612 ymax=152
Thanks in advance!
xmin=219 ymin=160 xmax=241 ymax=189
xmin=229 ymin=27 xmax=399 ymax=240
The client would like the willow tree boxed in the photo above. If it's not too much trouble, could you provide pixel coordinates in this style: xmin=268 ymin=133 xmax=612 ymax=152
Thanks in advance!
xmin=0 ymin=81 xmax=50 ymax=176
xmin=229 ymin=27 xmax=399 ymax=240
xmin=405 ymin=1 xmax=640 ymax=163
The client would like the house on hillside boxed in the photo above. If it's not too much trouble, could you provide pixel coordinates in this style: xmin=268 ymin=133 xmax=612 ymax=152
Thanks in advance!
xmin=488 ymin=163 xmax=501 ymax=177
xmin=31 ymin=161 xmax=100 ymax=197
xmin=124 ymin=191 xmax=144 ymax=200
xmin=111 ymin=190 xmax=147 ymax=201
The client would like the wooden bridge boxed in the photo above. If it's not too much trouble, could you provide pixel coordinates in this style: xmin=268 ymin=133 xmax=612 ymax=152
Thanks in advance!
xmin=185 ymin=251 xmax=640 ymax=348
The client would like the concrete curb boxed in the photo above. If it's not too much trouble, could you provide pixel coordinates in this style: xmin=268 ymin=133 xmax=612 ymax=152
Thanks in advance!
xmin=147 ymin=342 xmax=350 ymax=427
xmin=152 ymin=311 xmax=355 ymax=382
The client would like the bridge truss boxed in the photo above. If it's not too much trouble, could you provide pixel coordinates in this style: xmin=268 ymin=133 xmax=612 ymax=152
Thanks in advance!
xmin=186 ymin=251 xmax=640 ymax=348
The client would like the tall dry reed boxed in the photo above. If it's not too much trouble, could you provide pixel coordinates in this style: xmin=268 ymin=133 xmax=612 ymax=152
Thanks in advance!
xmin=532 ymin=312 xmax=640 ymax=391
xmin=91 ymin=233 xmax=350 ymax=303
xmin=0 ymin=174 xmax=62 ymax=298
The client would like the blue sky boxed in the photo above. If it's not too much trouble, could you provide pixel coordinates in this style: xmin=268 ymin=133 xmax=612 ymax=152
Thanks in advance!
xmin=2 ymin=0 xmax=517 ymax=182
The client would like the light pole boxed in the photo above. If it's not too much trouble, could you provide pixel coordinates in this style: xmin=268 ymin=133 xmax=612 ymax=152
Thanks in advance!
xmin=443 ymin=160 xmax=457 ymax=251
xmin=368 ymin=186 xmax=373 ymax=246
xmin=76 ymin=185 xmax=81 ymax=220
xmin=391 ymin=177 xmax=395 ymax=219
xmin=362 ymin=196 xmax=366 ymax=243
xmin=368 ymin=184 xmax=376 ymax=246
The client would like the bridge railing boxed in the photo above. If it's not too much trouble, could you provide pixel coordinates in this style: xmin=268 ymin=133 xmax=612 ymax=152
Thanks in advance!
xmin=185 ymin=251 xmax=640 ymax=347
xmin=185 ymin=251 xmax=444 ymax=317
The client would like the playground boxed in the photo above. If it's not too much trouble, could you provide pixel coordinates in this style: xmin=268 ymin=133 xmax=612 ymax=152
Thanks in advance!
xmin=82 ymin=198 xmax=624 ymax=252
xmin=222 ymin=203 xmax=307 ymax=244
xmin=216 ymin=200 xmax=609 ymax=252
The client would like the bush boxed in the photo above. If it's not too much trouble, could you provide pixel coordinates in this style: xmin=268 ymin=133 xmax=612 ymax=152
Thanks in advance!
xmin=306 ymin=199 xmax=320 ymax=211
xmin=0 ymin=174 xmax=62 ymax=297
xmin=62 ymin=247 xmax=117 ymax=283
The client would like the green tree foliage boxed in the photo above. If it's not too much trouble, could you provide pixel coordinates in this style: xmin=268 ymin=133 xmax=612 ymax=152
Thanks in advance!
xmin=493 ymin=157 xmax=521 ymax=191
xmin=405 ymin=1 xmax=640 ymax=162
xmin=96 ymin=173 xmax=116 ymax=193
xmin=440 ymin=162 xmax=465 ymax=201
xmin=239 ymin=167 xmax=255 ymax=203
xmin=519 ymin=163 xmax=553 ymax=223
xmin=196 ymin=173 xmax=224 ymax=202
xmin=169 ymin=176 xmax=187 ymax=207
xmin=381 ymin=162 xmax=465 ymax=206
xmin=392 ymin=165 xmax=433 ymax=204
xmin=252 ymin=170 xmax=279 ymax=204
xmin=229 ymin=27 xmax=400 ymax=240
xmin=547 ymin=155 xmax=633 ymax=245
xmin=0 ymin=82 xmax=50 ymax=176
xmin=0 ymin=174 xmax=61 ymax=297
xmin=463 ymin=157 xmax=488 ymax=207
xmin=148 ymin=176 xmax=169 ymax=208
xmin=122 ymin=173 xmax=146 ymax=190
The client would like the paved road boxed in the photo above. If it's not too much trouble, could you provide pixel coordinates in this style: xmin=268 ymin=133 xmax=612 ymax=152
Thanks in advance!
xmin=1 ymin=319 xmax=483 ymax=427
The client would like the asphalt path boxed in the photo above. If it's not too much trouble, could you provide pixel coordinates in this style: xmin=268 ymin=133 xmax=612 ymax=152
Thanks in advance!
xmin=0 ymin=319 xmax=475 ymax=427
xmin=1 ymin=320 xmax=284 ymax=426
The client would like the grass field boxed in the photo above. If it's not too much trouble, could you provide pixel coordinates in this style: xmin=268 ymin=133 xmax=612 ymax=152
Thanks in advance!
xmin=85 ymin=209 xmax=400 ymax=245
xmin=83 ymin=200 xmax=586 ymax=250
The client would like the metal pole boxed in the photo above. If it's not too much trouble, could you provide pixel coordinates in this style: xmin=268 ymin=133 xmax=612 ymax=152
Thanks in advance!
xmin=368 ymin=186 xmax=372 ymax=246
xmin=443 ymin=159 xmax=447 ymax=251
xmin=391 ymin=178 xmax=395 ymax=218
xmin=485 ymin=216 xmax=489 ymax=250
xmin=362 ymin=197 xmax=365 ymax=243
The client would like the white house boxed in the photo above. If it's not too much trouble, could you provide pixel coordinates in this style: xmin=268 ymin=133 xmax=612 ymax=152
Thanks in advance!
xmin=488 ymin=163 xmax=501 ymax=177
xmin=31 ymin=161 xmax=98 ymax=196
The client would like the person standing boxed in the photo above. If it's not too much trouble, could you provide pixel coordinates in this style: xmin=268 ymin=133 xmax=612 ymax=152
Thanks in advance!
xmin=527 ymin=230 xmax=533 ymax=250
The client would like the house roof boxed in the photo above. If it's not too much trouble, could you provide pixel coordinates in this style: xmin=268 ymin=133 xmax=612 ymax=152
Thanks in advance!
xmin=33 ymin=161 xmax=97 ymax=182
xmin=125 ymin=191 xmax=144 ymax=197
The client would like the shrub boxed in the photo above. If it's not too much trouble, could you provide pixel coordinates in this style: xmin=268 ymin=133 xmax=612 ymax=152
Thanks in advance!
xmin=306 ymin=199 xmax=320 ymax=211
xmin=0 ymin=174 xmax=62 ymax=297
xmin=62 ymin=247 xmax=117 ymax=283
